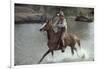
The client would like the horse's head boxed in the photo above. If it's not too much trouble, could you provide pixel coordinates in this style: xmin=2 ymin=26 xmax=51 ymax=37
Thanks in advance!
xmin=40 ymin=19 xmax=52 ymax=31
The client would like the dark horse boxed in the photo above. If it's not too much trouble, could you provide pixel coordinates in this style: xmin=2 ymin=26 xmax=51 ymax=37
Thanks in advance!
xmin=38 ymin=19 xmax=81 ymax=63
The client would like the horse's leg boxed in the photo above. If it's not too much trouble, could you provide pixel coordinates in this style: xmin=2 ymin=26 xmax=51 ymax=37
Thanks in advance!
xmin=76 ymin=38 xmax=81 ymax=48
xmin=61 ymin=36 xmax=66 ymax=53
xmin=51 ymin=51 xmax=54 ymax=57
xmin=59 ymin=40 xmax=65 ymax=53
xmin=51 ymin=51 xmax=54 ymax=61
xmin=73 ymin=47 xmax=80 ymax=57
xmin=38 ymin=50 xmax=50 ymax=64
xmin=71 ymin=47 xmax=74 ymax=55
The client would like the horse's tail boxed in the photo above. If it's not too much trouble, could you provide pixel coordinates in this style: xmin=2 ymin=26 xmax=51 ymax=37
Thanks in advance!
xmin=74 ymin=36 xmax=81 ymax=48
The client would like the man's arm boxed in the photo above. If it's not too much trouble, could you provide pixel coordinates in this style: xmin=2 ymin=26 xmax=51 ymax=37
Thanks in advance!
xmin=63 ymin=19 xmax=68 ymax=31
xmin=53 ymin=17 xmax=59 ymax=27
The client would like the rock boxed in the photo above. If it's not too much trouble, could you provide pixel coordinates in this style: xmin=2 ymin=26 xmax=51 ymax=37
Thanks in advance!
xmin=75 ymin=16 xmax=93 ymax=22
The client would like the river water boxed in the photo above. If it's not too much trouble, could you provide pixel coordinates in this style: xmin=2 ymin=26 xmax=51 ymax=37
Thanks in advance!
xmin=14 ymin=18 xmax=94 ymax=65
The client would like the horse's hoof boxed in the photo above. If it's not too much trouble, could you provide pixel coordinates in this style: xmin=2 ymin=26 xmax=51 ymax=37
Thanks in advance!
xmin=61 ymin=50 xmax=65 ymax=53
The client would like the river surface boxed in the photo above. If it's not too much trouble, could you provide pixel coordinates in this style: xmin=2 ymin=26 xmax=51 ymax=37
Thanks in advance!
xmin=14 ymin=18 xmax=94 ymax=65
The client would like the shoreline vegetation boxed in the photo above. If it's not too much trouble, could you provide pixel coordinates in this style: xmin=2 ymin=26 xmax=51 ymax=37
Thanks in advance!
xmin=15 ymin=3 xmax=94 ymax=24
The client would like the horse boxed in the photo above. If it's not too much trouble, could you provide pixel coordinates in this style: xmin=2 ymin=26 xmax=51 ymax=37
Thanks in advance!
xmin=38 ymin=19 xmax=81 ymax=64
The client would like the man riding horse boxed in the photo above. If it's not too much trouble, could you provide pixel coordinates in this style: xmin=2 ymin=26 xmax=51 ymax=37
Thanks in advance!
xmin=38 ymin=10 xmax=81 ymax=63
xmin=53 ymin=9 xmax=68 ymax=52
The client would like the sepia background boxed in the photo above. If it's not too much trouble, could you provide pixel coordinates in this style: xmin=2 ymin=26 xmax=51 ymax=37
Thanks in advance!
xmin=14 ymin=3 xmax=94 ymax=65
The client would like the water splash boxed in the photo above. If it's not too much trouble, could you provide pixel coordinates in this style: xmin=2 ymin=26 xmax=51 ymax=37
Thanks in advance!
xmin=77 ymin=48 xmax=89 ymax=59
xmin=45 ymin=48 xmax=89 ymax=63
